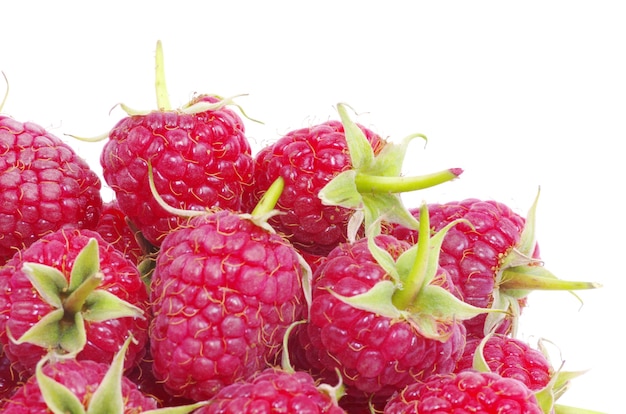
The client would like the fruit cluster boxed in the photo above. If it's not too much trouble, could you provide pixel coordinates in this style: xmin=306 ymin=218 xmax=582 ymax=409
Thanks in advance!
xmin=0 ymin=42 xmax=603 ymax=413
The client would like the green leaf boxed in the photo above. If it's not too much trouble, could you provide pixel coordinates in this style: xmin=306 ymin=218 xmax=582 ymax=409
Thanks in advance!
xmin=36 ymin=356 xmax=86 ymax=414
xmin=69 ymin=238 xmax=100 ymax=292
xmin=367 ymin=232 xmax=400 ymax=283
xmin=517 ymin=187 xmax=540 ymax=260
xmin=83 ymin=290 xmax=145 ymax=322
xmin=22 ymin=262 xmax=67 ymax=309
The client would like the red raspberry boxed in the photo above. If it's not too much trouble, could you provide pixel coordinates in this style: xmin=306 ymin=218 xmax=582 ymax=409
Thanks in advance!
xmin=0 ymin=228 xmax=149 ymax=377
xmin=306 ymin=234 xmax=467 ymax=399
xmin=385 ymin=198 xmax=598 ymax=339
xmin=455 ymin=334 xmax=553 ymax=391
xmin=101 ymin=95 xmax=254 ymax=246
xmin=0 ymin=115 xmax=102 ymax=264
xmin=194 ymin=367 xmax=346 ymax=414
xmin=384 ymin=370 xmax=543 ymax=413
xmin=149 ymin=209 xmax=308 ymax=401
xmin=247 ymin=119 xmax=385 ymax=256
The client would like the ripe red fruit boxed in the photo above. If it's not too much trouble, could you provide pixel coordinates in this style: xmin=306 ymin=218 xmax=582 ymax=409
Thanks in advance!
xmin=194 ymin=367 xmax=347 ymax=414
xmin=385 ymin=196 xmax=599 ymax=338
xmin=125 ymin=344 xmax=198 ymax=408
xmin=247 ymin=103 xmax=462 ymax=257
xmin=455 ymin=333 xmax=552 ymax=391
xmin=101 ymin=94 xmax=255 ymax=246
xmin=95 ymin=41 xmax=255 ymax=246
xmin=148 ymin=206 xmax=309 ymax=401
xmin=0 ymin=115 xmax=102 ymax=265
xmin=306 ymin=235 xmax=466 ymax=397
xmin=384 ymin=370 xmax=543 ymax=414
xmin=0 ymin=227 xmax=149 ymax=377
xmin=304 ymin=206 xmax=486 ymax=402
xmin=247 ymin=118 xmax=385 ymax=256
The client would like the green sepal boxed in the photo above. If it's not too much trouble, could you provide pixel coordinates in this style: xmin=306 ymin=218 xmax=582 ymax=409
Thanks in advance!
xmin=392 ymin=203 xmax=473 ymax=308
xmin=22 ymin=262 xmax=67 ymax=308
xmin=501 ymin=188 xmax=541 ymax=269
xmin=328 ymin=280 xmax=402 ymax=321
xmin=366 ymin=226 xmax=400 ymax=283
xmin=500 ymin=265 xmax=601 ymax=298
xmin=367 ymin=132 xmax=426 ymax=177
xmin=11 ymin=309 xmax=61 ymax=348
xmin=83 ymin=290 xmax=145 ymax=322
xmin=329 ymin=281 xmax=490 ymax=342
xmin=319 ymin=170 xmax=361 ymax=210
xmin=143 ymin=402 xmax=212 ymax=414
xmin=337 ymin=103 xmax=375 ymax=170
xmin=406 ymin=284 xmax=490 ymax=340
xmin=85 ymin=335 xmax=131 ymax=414
xmin=471 ymin=333 xmax=494 ymax=373
xmin=9 ymin=306 xmax=87 ymax=358
xmin=69 ymin=238 xmax=101 ymax=291
xmin=361 ymin=191 xmax=421 ymax=237
xmin=552 ymin=404 xmax=608 ymax=414
xmin=36 ymin=355 xmax=86 ymax=414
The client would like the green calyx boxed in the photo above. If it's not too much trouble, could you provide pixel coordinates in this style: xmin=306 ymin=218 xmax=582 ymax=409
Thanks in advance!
xmin=10 ymin=238 xmax=145 ymax=358
xmin=319 ymin=103 xmax=462 ymax=241
xmin=485 ymin=189 xmax=602 ymax=336
xmin=36 ymin=336 xmax=208 ymax=414
xmin=329 ymin=203 xmax=496 ymax=342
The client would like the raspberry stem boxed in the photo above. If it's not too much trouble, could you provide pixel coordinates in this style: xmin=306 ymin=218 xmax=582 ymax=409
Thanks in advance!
xmin=251 ymin=177 xmax=285 ymax=217
xmin=62 ymin=273 xmax=103 ymax=317
xmin=392 ymin=203 xmax=431 ymax=309
xmin=154 ymin=40 xmax=171 ymax=111
xmin=355 ymin=168 xmax=463 ymax=194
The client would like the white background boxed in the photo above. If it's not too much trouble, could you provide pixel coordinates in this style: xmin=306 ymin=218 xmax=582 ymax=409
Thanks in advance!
xmin=2 ymin=2 xmax=623 ymax=412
